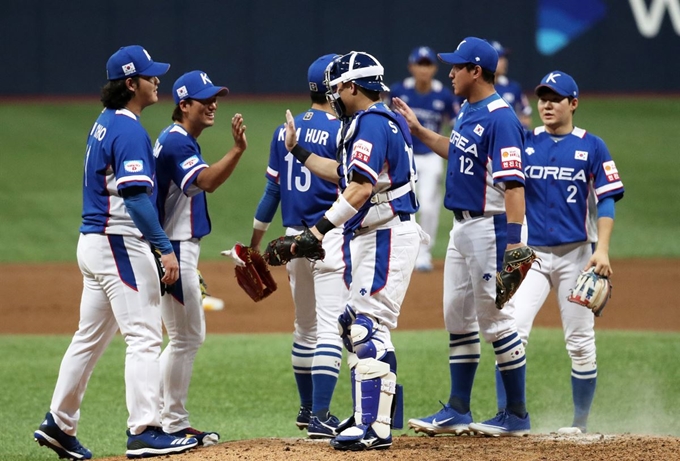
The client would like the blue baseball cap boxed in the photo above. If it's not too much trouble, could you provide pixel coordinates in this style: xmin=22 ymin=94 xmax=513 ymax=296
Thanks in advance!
xmin=172 ymin=70 xmax=229 ymax=104
xmin=106 ymin=45 xmax=170 ymax=81
xmin=438 ymin=37 xmax=499 ymax=73
xmin=409 ymin=46 xmax=437 ymax=64
xmin=308 ymin=54 xmax=340 ymax=92
xmin=535 ymin=70 xmax=579 ymax=98
xmin=489 ymin=40 xmax=508 ymax=57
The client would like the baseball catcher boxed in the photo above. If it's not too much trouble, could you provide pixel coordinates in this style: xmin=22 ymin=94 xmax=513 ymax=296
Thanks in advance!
xmin=222 ymin=243 xmax=277 ymax=302
xmin=496 ymin=245 xmax=539 ymax=309
xmin=264 ymin=227 xmax=325 ymax=266
xmin=567 ymin=267 xmax=612 ymax=317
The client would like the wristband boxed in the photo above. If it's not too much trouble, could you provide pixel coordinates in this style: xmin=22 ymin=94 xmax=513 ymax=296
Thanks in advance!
xmin=325 ymin=194 xmax=358 ymax=227
xmin=291 ymin=144 xmax=312 ymax=164
xmin=507 ymin=222 xmax=522 ymax=245
xmin=253 ymin=218 xmax=270 ymax=232
xmin=315 ymin=216 xmax=335 ymax=235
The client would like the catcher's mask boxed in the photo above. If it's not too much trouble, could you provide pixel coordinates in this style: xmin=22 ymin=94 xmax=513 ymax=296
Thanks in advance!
xmin=324 ymin=51 xmax=389 ymax=120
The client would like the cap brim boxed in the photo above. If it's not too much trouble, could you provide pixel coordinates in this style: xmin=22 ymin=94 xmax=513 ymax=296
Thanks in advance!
xmin=139 ymin=62 xmax=171 ymax=77
xmin=437 ymin=52 xmax=468 ymax=65
xmin=191 ymin=86 xmax=230 ymax=100
xmin=534 ymin=84 xmax=571 ymax=98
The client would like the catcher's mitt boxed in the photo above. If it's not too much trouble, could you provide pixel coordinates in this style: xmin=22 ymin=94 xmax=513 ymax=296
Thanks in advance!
xmin=567 ymin=267 xmax=612 ymax=317
xmin=264 ymin=227 xmax=325 ymax=266
xmin=496 ymin=245 xmax=539 ymax=309
xmin=223 ymin=243 xmax=277 ymax=302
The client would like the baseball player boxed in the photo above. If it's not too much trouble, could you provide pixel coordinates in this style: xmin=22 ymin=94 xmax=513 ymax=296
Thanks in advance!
xmin=393 ymin=37 xmax=531 ymax=437
xmin=490 ymin=40 xmax=532 ymax=129
xmin=386 ymin=46 xmax=456 ymax=272
xmin=283 ymin=51 xmax=424 ymax=450
xmin=495 ymin=71 xmax=624 ymax=434
xmin=34 ymin=45 xmax=198 ymax=459
xmin=154 ymin=70 xmax=247 ymax=446
xmin=247 ymin=54 xmax=346 ymax=439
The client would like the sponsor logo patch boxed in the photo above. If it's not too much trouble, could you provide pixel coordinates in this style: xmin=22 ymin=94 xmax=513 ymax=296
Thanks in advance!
xmin=602 ymin=160 xmax=620 ymax=182
xmin=181 ymin=155 xmax=199 ymax=170
xmin=122 ymin=62 xmax=136 ymax=76
xmin=351 ymin=139 xmax=373 ymax=163
xmin=575 ymin=150 xmax=588 ymax=161
xmin=500 ymin=147 xmax=522 ymax=170
xmin=124 ymin=160 xmax=143 ymax=173
xmin=473 ymin=124 xmax=484 ymax=137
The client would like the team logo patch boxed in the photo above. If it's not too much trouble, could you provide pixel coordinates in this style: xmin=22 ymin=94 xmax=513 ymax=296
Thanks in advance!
xmin=500 ymin=147 xmax=522 ymax=170
xmin=433 ymin=99 xmax=444 ymax=110
xmin=602 ymin=160 xmax=620 ymax=182
xmin=176 ymin=85 xmax=188 ymax=100
xmin=303 ymin=111 xmax=313 ymax=121
xmin=351 ymin=139 xmax=373 ymax=162
xmin=473 ymin=124 xmax=485 ymax=137
xmin=575 ymin=150 xmax=588 ymax=161
xmin=525 ymin=147 xmax=535 ymax=156
xmin=309 ymin=82 xmax=319 ymax=92
xmin=122 ymin=62 xmax=136 ymax=76
xmin=181 ymin=155 xmax=199 ymax=170
xmin=124 ymin=160 xmax=143 ymax=173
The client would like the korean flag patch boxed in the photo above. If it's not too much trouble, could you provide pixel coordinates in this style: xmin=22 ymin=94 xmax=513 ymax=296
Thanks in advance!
xmin=575 ymin=150 xmax=588 ymax=161
xmin=122 ymin=62 xmax=136 ymax=76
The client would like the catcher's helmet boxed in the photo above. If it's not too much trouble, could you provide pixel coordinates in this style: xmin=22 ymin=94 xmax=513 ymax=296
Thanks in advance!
xmin=325 ymin=51 xmax=389 ymax=93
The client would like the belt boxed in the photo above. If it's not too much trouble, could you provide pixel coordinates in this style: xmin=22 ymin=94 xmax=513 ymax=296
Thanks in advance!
xmin=354 ymin=212 xmax=412 ymax=236
xmin=398 ymin=213 xmax=411 ymax=222
xmin=453 ymin=209 xmax=484 ymax=221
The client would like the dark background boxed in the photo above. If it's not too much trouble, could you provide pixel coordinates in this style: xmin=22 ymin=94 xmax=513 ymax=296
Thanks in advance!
xmin=2 ymin=0 xmax=679 ymax=96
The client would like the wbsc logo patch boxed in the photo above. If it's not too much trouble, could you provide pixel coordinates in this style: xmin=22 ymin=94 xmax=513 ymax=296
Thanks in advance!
xmin=181 ymin=155 xmax=199 ymax=170
xmin=124 ymin=160 xmax=143 ymax=173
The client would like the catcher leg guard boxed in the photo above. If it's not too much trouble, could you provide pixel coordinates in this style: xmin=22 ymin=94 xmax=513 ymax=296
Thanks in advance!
xmin=337 ymin=305 xmax=357 ymax=353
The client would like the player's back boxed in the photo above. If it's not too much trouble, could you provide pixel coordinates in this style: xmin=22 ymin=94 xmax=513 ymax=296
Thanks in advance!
xmin=267 ymin=109 xmax=341 ymax=228
xmin=495 ymin=75 xmax=530 ymax=117
xmin=80 ymin=108 xmax=155 ymax=237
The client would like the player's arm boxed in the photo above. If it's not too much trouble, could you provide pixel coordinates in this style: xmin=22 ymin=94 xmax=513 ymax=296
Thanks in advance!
xmin=586 ymin=197 xmax=616 ymax=276
xmin=284 ymin=110 xmax=340 ymax=182
xmin=195 ymin=113 xmax=247 ymax=192
xmin=504 ymin=181 xmax=526 ymax=250
xmin=120 ymin=186 xmax=179 ymax=284
xmin=249 ymin=179 xmax=281 ymax=251
xmin=308 ymin=174 xmax=372 ymax=241
xmin=391 ymin=97 xmax=450 ymax=158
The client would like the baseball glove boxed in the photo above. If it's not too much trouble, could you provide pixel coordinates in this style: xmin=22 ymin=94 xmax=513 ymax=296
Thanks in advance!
xmin=567 ymin=267 xmax=612 ymax=317
xmin=152 ymin=247 xmax=174 ymax=296
xmin=264 ymin=227 xmax=325 ymax=266
xmin=223 ymin=243 xmax=277 ymax=302
xmin=496 ymin=245 xmax=539 ymax=309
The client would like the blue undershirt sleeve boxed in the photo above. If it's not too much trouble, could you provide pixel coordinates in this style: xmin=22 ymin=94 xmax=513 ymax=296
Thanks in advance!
xmin=123 ymin=191 xmax=173 ymax=254
xmin=254 ymin=179 xmax=281 ymax=223
xmin=597 ymin=196 xmax=615 ymax=219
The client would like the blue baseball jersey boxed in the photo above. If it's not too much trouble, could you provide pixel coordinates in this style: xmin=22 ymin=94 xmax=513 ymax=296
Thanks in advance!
xmin=387 ymin=78 xmax=456 ymax=154
xmin=80 ymin=108 xmax=156 ymax=237
xmin=444 ymin=93 xmax=525 ymax=213
xmin=340 ymin=102 xmax=419 ymax=233
xmin=495 ymin=75 xmax=532 ymax=118
xmin=524 ymin=126 xmax=625 ymax=246
xmin=154 ymin=124 xmax=211 ymax=240
xmin=266 ymin=109 xmax=341 ymax=227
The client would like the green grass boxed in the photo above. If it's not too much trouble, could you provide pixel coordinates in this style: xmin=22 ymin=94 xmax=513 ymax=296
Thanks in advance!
xmin=1 ymin=96 xmax=679 ymax=262
xmin=3 ymin=328 xmax=680 ymax=460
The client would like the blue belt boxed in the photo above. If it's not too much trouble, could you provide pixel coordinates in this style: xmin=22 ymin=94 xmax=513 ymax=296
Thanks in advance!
xmin=398 ymin=213 xmax=411 ymax=222
xmin=452 ymin=209 xmax=484 ymax=221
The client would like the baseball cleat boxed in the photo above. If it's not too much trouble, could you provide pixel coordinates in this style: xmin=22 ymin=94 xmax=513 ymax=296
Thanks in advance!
xmin=126 ymin=426 xmax=197 ymax=458
xmin=469 ymin=410 xmax=530 ymax=437
xmin=557 ymin=426 xmax=585 ymax=435
xmin=34 ymin=412 xmax=92 ymax=460
xmin=307 ymin=413 xmax=340 ymax=439
xmin=168 ymin=427 xmax=219 ymax=446
xmin=295 ymin=406 xmax=312 ymax=430
xmin=331 ymin=424 xmax=392 ymax=451
xmin=408 ymin=402 xmax=474 ymax=436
